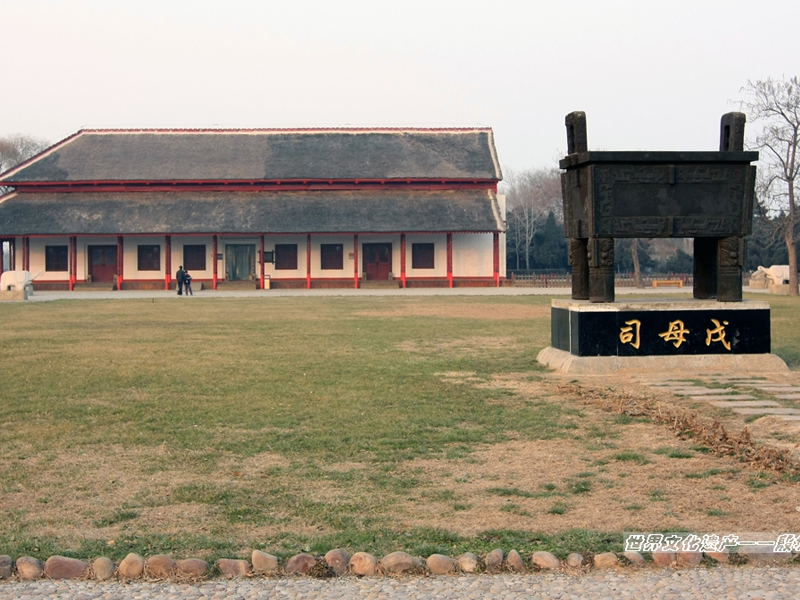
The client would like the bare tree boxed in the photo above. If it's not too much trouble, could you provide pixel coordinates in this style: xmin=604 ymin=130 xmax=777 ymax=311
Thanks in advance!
xmin=0 ymin=133 xmax=50 ymax=176
xmin=503 ymin=167 xmax=561 ymax=270
xmin=630 ymin=238 xmax=643 ymax=287
xmin=742 ymin=77 xmax=800 ymax=295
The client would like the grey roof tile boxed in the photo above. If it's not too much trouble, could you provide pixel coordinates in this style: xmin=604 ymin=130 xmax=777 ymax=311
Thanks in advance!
xmin=1 ymin=129 xmax=502 ymax=183
xmin=0 ymin=189 xmax=504 ymax=235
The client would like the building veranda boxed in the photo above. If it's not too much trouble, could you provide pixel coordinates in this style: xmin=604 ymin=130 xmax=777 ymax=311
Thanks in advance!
xmin=0 ymin=128 xmax=506 ymax=291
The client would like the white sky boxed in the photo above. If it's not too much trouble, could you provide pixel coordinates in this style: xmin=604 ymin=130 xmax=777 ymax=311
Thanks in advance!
xmin=1 ymin=0 xmax=798 ymax=172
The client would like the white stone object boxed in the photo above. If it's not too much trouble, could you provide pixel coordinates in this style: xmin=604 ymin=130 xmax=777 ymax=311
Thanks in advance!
xmin=0 ymin=270 xmax=34 ymax=294
xmin=757 ymin=265 xmax=790 ymax=285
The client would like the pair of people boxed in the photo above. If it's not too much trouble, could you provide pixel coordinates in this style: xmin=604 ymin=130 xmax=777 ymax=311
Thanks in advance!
xmin=176 ymin=266 xmax=193 ymax=296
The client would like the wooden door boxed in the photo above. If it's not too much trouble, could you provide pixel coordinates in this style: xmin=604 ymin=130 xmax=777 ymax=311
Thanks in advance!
xmin=88 ymin=245 xmax=117 ymax=282
xmin=225 ymin=244 xmax=255 ymax=281
xmin=362 ymin=243 xmax=392 ymax=280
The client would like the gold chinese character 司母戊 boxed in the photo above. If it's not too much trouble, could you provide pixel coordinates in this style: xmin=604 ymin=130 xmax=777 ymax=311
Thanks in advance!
xmin=619 ymin=319 xmax=641 ymax=349
xmin=706 ymin=319 xmax=732 ymax=351
xmin=658 ymin=320 xmax=690 ymax=348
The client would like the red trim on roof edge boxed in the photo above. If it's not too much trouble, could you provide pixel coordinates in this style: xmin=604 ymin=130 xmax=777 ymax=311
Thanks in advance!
xmin=78 ymin=126 xmax=493 ymax=133
xmin=11 ymin=180 xmax=499 ymax=192
xmin=17 ymin=230 xmax=502 ymax=237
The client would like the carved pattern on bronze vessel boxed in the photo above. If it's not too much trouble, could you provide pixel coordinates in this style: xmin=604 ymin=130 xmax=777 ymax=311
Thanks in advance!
xmin=600 ymin=216 xmax=739 ymax=237
xmin=594 ymin=167 xmax=615 ymax=218
xmin=673 ymin=217 xmax=738 ymax=235
xmin=676 ymin=166 xmax=731 ymax=184
xmin=568 ymin=239 xmax=580 ymax=267
xmin=588 ymin=238 xmax=614 ymax=269
xmin=600 ymin=165 xmax=670 ymax=184
xmin=718 ymin=236 xmax=744 ymax=267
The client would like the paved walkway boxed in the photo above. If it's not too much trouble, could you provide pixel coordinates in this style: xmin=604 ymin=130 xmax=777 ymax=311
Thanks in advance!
xmin=2 ymin=566 xmax=799 ymax=599
xmin=21 ymin=285 xmax=773 ymax=302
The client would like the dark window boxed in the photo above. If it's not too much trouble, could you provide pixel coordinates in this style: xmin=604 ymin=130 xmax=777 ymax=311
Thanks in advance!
xmin=412 ymin=243 xmax=435 ymax=269
xmin=184 ymin=245 xmax=206 ymax=271
xmin=275 ymin=244 xmax=298 ymax=270
xmin=137 ymin=245 xmax=161 ymax=271
xmin=320 ymin=244 xmax=343 ymax=270
xmin=45 ymin=245 xmax=68 ymax=271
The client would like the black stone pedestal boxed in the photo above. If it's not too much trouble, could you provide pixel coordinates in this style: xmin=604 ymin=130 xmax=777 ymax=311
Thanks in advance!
xmin=550 ymin=299 xmax=770 ymax=357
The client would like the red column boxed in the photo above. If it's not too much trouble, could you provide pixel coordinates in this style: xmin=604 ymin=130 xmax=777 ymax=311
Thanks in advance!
xmin=69 ymin=236 xmax=76 ymax=290
xmin=260 ymin=235 xmax=266 ymax=290
xmin=10 ymin=238 xmax=15 ymax=271
xmin=0 ymin=240 xmax=4 ymax=278
xmin=165 ymin=235 xmax=172 ymax=290
xmin=212 ymin=235 xmax=218 ymax=289
xmin=493 ymin=232 xmax=500 ymax=287
xmin=117 ymin=235 xmax=124 ymax=290
xmin=400 ymin=233 xmax=407 ymax=288
xmin=306 ymin=234 xmax=312 ymax=289
xmin=447 ymin=233 xmax=453 ymax=288
xmin=353 ymin=234 xmax=359 ymax=289
xmin=22 ymin=236 xmax=30 ymax=271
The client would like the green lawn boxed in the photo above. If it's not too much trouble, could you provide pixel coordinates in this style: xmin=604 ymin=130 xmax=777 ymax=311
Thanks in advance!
xmin=0 ymin=292 xmax=797 ymax=563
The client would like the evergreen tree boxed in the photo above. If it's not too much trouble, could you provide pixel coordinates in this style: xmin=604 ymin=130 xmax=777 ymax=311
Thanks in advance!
xmin=615 ymin=239 xmax=657 ymax=273
xmin=663 ymin=248 xmax=693 ymax=273
xmin=531 ymin=211 xmax=568 ymax=269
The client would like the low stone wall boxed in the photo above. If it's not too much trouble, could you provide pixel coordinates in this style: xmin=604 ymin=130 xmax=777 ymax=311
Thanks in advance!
xmin=0 ymin=544 xmax=789 ymax=582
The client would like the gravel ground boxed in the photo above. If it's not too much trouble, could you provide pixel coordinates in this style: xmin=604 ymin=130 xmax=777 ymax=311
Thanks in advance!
xmin=22 ymin=285 xmax=746 ymax=302
xmin=2 ymin=567 xmax=798 ymax=600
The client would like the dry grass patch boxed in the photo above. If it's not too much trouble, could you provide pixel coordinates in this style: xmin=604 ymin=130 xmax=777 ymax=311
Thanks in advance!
xmin=2 ymin=294 xmax=799 ymax=560
xmin=356 ymin=304 xmax=549 ymax=320
xmin=398 ymin=336 xmax=520 ymax=357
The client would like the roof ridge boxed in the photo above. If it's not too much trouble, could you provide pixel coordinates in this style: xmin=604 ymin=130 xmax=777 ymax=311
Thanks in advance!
xmin=78 ymin=127 xmax=493 ymax=134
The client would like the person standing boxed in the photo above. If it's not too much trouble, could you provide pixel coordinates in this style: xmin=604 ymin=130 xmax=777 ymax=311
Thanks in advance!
xmin=176 ymin=265 xmax=186 ymax=296
xmin=183 ymin=270 xmax=193 ymax=296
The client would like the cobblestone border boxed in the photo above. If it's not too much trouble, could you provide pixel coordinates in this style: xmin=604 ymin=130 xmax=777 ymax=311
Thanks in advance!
xmin=1 ymin=546 xmax=796 ymax=583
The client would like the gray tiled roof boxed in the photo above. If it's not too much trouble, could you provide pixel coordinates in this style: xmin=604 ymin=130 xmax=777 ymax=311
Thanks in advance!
xmin=1 ymin=129 xmax=502 ymax=183
xmin=0 ymin=189 xmax=504 ymax=235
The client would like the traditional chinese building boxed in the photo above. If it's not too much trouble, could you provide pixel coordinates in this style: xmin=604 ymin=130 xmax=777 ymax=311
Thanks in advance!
xmin=0 ymin=128 xmax=505 ymax=290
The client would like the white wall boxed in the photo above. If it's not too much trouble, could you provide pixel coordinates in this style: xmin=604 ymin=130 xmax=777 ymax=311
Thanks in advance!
xmin=124 ymin=236 xmax=164 ymax=280
xmin=404 ymin=233 xmax=447 ymax=278
xmin=174 ymin=235 xmax=215 ymax=280
xmin=29 ymin=236 xmax=69 ymax=281
xmin=452 ymin=233 xmax=496 ymax=277
xmin=18 ymin=230 xmax=505 ymax=283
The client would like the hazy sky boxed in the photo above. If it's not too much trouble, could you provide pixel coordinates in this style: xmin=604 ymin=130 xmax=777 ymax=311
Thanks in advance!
xmin=2 ymin=0 xmax=798 ymax=171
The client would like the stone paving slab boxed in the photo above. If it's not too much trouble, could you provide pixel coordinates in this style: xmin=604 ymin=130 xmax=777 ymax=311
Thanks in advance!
xmin=671 ymin=388 xmax=733 ymax=395
xmin=776 ymin=394 xmax=800 ymax=400
xmin=737 ymin=385 xmax=800 ymax=391
xmin=732 ymin=408 xmax=800 ymax=415
xmin=690 ymin=395 xmax=756 ymax=401
xmin=2 ymin=567 xmax=800 ymax=600
xmin=710 ymin=400 xmax=782 ymax=408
